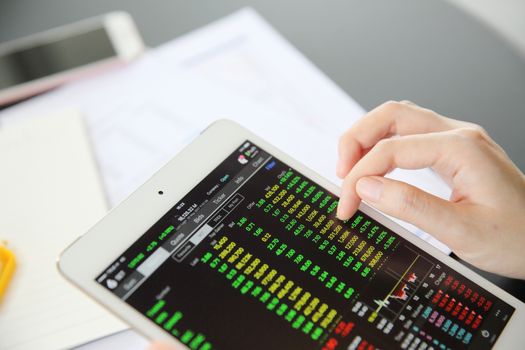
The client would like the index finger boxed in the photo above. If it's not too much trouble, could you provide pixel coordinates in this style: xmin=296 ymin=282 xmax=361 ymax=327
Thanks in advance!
xmin=336 ymin=101 xmax=467 ymax=178
xmin=336 ymin=131 xmax=462 ymax=220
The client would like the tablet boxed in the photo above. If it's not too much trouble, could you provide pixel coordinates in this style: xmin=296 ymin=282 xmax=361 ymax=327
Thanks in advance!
xmin=58 ymin=119 xmax=525 ymax=350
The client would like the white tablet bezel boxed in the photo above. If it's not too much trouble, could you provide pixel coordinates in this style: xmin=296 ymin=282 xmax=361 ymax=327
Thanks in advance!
xmin=58 ymin=119 xmax=525 ymax=349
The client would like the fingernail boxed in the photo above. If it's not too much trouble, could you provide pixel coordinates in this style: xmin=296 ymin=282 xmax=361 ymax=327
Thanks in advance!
xmin=356 ymin=177 xmax=383 ymax=202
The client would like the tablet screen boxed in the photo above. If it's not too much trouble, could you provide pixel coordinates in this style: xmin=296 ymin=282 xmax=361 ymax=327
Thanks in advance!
xmin=97 ymin=141 xmax=514 ymax=350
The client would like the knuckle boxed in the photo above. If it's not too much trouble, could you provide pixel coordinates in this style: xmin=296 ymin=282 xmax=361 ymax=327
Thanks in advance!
xmin=399 ymin=99 xmax=416 ymax=106
xmin=371 ymin=139 xmax=396 ymax=169
xmin=379 ymin=100 xmax=405 ymax=114
xmin=454 ymin=126 xmax=489 ymax=144
xmin=398 ymin=186 xmax=424 ymax=216
xmin=467 ymin=124 xmax=489 ymax=137
xmin=375 ymin=138 xmax=393 ymax=151
xmin=379 ymin=101 xmax=407 ymax=115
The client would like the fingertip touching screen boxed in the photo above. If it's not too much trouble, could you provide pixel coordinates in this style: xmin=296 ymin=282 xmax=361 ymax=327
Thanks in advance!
xmin=96 ymin=141 xmax=514 ymax=350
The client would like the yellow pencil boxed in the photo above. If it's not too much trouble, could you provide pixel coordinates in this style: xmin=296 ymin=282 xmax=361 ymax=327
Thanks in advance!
xmin=0 ymin=240 xmax=16 ymax=300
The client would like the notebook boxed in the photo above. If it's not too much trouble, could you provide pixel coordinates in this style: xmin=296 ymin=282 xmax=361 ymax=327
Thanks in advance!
xmin=0 ymin=110 xmax=125 ymax=349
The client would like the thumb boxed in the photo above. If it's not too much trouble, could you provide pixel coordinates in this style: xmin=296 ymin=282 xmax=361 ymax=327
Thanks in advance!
xmin=355 ymin=176 xmax=456 ymax=244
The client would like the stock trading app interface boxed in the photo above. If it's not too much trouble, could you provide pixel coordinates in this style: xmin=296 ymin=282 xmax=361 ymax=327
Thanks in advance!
xmin=97 ymin=141 xmax=514 ymax=350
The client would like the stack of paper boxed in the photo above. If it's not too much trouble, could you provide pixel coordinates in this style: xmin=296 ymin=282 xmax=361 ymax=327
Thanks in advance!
xmin=0 ymin=110 xmax=125 ymax=350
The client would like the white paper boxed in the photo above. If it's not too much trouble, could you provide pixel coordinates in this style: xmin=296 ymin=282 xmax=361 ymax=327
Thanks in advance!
xmin=0 ymin=111 xmax=125 ymax=350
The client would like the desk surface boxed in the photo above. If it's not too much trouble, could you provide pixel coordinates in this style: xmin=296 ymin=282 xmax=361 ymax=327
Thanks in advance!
xmin=1 ymin=0 xmax=524 ymax=301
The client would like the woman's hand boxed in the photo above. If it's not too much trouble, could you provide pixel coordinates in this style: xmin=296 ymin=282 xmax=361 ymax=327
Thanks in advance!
xmin=336 ymin=101 xmax=525 ymax=279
